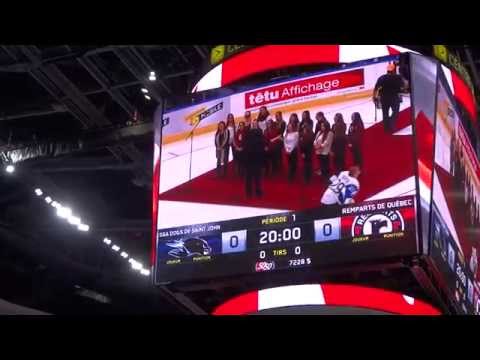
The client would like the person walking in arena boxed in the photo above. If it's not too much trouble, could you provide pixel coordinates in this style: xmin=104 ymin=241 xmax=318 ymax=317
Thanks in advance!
xmin=373 ymin=63 xmax=405 ymax=133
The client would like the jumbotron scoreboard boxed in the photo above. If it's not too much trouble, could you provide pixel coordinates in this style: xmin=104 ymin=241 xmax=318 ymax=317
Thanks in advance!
xmin=155 ymin=196 xmax=416 ymax=283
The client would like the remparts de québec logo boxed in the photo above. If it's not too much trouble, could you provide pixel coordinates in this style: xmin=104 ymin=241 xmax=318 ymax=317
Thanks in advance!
xmin=352 ymin=211 xmax=404 ymax=237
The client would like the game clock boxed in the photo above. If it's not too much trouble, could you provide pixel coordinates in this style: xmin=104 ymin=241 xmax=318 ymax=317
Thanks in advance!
xmin=155 ymin=196 xmax=416 ymax=283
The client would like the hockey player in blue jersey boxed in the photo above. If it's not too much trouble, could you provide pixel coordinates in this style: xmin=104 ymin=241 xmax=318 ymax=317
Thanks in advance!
xmin=320 ymin=166 xmax=361 ymax=205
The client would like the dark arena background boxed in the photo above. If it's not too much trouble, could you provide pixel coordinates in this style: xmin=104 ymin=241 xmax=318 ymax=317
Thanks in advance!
xmin=0 ymin=45 xmax=479 ymax=315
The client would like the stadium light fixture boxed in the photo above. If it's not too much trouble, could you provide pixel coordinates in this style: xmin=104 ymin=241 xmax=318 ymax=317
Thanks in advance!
xmin=103 ymin=237 xmax=112 ymax=245
xmin=141 ymin=88 xmax=148 ymax=93
xmin=56 ymin=206 xmax=72 ymax=219
xmin=140 ymin=269 xmax=150 ymax=276
xmin=112 ymin=245 xmax=120 ymax=252
xmin=78 ymin=224 xmax=89 ymax=232
xmin=131 ymin=261 xmax=143 ymax=270
xmin=144 ymin=95 xmax=151 ymax=101
xmin=45 ymin=196 xmax=52 ymax=204
xmin=68 ymin=216 xmax=81 ymax=225
xmin=5 ymin=165 xmax=15 ymax=173
xmin=35 ymin=188 xmax=43 ymax=196
xmin=120 ymin=252 xmax=128 ymax=258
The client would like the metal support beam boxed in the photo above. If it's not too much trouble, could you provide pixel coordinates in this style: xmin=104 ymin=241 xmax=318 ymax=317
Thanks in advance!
xmin=0 ymin=108 xmax=68 ymax=122
xmin=193 ymin=45 xmax=207 ymax=60
xmin=77 ymin=55 xmax=135 ymax=117
xmin=113 ymin=47 xmax=171 ymax=98
xmin=16 ymin=45 xmax=150 ymax=179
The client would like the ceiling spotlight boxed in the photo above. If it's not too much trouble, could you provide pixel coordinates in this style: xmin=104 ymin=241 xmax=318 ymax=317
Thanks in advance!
xmin=140 ymin=269 xmax=150 ymax=276
xmin=120 ymin=252 xmax=128 ymax=258
xmin=78 ymin=224 xmax=89 ymax=232
xmin=131 ymin=261 xmax=143 ymax=270
xmin=5 ymin=165 xmax=15 ymax=173
xmin=149 ymin=71 xmax=155 ymax=76
xmin=141 ymin=88 xmax=148 ymax=93
xmin=112 ymin=245 xmax=120 ymax=252
xmin=56 ymin=206 xmax=72 ymax=219
xmin=144 ymin=95 xmax=151 ymax=101
xmin=45 ymin=196 xmax=52 ymax=204
xmin=51 ymin=201 xmax=59 ymax=208
xmin=67 ymin=216 xmax=81 ymax=225
xmin=35 ymin=189 xmax=43 ymax=196
xmin=103 ymin=237 xmax=112 ymax=245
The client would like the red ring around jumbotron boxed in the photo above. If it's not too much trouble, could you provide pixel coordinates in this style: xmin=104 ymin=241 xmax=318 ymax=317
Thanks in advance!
xmin=212 ymin=284 xmax=441 ymax=315
xmin=192 ymin=45 xmax=410 ymax=93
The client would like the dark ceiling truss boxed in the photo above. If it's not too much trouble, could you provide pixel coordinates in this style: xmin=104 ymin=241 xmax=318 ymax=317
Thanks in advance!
xmin=112 ymin=46 xmax=171 ymax=99
xmin=0 ymin=46 xmax=173 ymax=184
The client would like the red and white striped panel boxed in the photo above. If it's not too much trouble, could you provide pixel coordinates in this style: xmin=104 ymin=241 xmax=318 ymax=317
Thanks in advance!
xmin=192 ymin=45 xmax=417 ymax=93
xmin=441 ymin=65 xmax=477 ymax=124
xmin=212 ymin=284 xmax=441 ymax=315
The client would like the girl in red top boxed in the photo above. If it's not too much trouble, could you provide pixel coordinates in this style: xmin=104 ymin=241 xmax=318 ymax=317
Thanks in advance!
xmin=264 ymin=119 xmax=282 ymax=176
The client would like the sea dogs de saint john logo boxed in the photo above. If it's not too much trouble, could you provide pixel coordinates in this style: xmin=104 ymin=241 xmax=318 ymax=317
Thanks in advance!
xmin=352 ymin=210 xmax=404 ymax=237
xmin=166 ymin=237 xmax=212 ymax=258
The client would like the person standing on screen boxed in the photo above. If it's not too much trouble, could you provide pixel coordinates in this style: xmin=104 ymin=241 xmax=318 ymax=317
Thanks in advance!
xmin=373 ymin=63 xmax=405 ymax=133
xmin=233 ymin=121 xmax=247 ymax=176
xmin=348 ymin=112 xmax=365 ymax=168
xmin=299 ymin=110 xmax=314 ymax=133
xmin=331 ymin=113 xmax=347 ymax=172
xmin=284 ymin=122 xmax=299 ymax=183
xmin=314 ymin=112 xmax=328 ymax=136
xmin=264 ymin=119 xmax=283 ymax=176
xmin=314 ymin=120 xmax=334 ymax=180
xmin=275 ymin=111 xmax=287 ymax=137
xmin=288 ymin=113 xmax=300 ymax=132
xmin=320 ymin=166 xmax=361 ymax=205
xmin=244 ymin=119 xmax=266 ymax=198
xmin=215 ymin=121 xmax=229 ymax=178
xmin=274 ymin=111 xmax=286 ymax=173
xmin=299 ymin=123 xmax=315 ymax=184
xmin=244 ymin=110 xmax=252 ymax=130
xmin=257 ymin=106 xmax=270 ymax=132
xmin=226 ymin=113 xmax=236 ymax=166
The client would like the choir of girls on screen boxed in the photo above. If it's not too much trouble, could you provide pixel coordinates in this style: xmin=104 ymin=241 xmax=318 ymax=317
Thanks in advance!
xmin=214 ymin=105 xmax=365 ymax=185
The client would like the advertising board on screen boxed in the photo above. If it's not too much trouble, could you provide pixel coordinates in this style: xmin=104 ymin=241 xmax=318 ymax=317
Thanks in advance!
xmin=154 ymin=55 xmax=419 ymax=284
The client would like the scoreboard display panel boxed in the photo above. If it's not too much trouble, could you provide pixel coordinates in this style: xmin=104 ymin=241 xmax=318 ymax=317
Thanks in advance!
xmin=153 ymin=55 xmax=419 ymax=284
xmin=156 ymin=196 xmax=416 ymax=282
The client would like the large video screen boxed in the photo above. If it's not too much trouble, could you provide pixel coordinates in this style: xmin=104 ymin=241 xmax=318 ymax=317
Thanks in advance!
xmin=154 ymin=55 xmax=419 ymax=284
xmin=430 ymin=73 xmax=480 ymax=315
